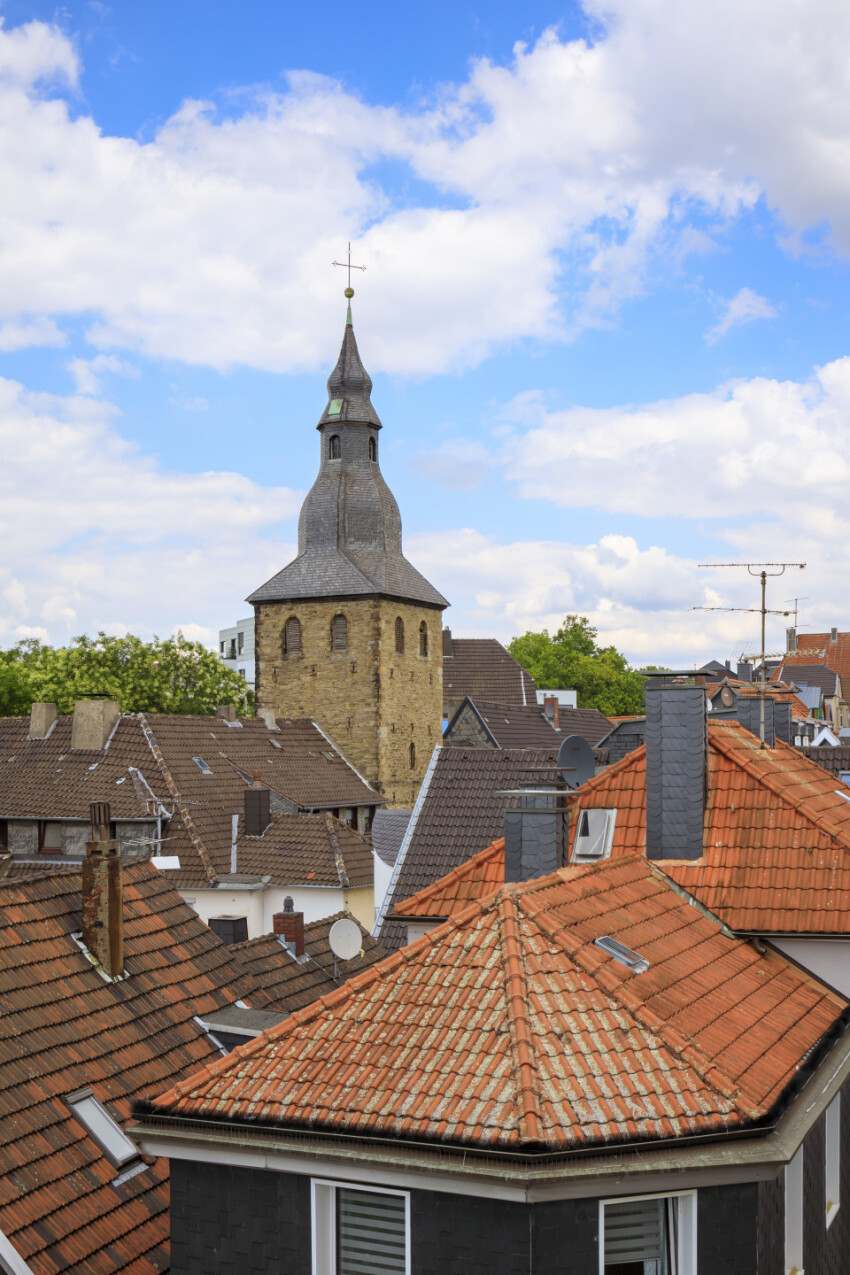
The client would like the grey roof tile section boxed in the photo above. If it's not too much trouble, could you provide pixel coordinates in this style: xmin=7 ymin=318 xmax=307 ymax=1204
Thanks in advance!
xmin=779 ymin=664 xmax=840 ymax=696
xmin=445 ymin=698 xmax=612 ymax=750
xmin=442 ymin=636 xmax=537 ymax=710
xmin=801 ymin=745 xmax=850 ymax=776
xmin=376 ymin=746 xmax=558 ymax=951
xmin=247 ymin=313 xmax=447 ymax=610
xmin=371 ymin=808 xmax=412 ymax=868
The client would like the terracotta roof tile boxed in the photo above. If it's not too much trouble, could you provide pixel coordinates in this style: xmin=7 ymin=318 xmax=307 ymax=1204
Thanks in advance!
xmin=148 ymin=857 xmax=846 ymax=1152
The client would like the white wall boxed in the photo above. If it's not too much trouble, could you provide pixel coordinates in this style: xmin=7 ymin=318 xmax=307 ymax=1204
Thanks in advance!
xmin=372 ymin=849 xmax=394 ymax=919
xmin=179 ymin=884 xmax=348 ymax=939
xmin=770 ymin=937 xmax=850 ymax=996
xmin=536 ymin=689 xmax=578 ymax=709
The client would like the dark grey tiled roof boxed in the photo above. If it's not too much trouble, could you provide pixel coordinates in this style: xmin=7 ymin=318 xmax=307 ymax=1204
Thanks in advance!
xmin=247 ymin=315 xmax=447 ymax=610
xmin=446 ymin=699 xmax=612 ymax=750
xmin=442 ymin=637 xmax=537 ymax=710
xmin=780 ymin=664 xmax=840 ymax=696
xmin=371 ymin=808 xmax=412 ymax=868
xmin=375 ymin=746 xmax=558 ymax=951
xmin=800 ymin=746 xmax=850 ymax=776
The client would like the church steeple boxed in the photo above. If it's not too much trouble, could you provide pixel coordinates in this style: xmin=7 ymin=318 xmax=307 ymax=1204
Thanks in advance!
xmin=317 ymin=308 xmax=382 ymax=429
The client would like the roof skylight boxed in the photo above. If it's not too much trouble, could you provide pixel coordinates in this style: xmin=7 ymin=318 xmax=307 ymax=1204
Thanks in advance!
xmin=193 ymin=757 xmax=212 ymax=775
xmin=594 ymin=935 xmax=650 ymax=974
xmin=66 ymin=1089 xmax=138 ymax=1166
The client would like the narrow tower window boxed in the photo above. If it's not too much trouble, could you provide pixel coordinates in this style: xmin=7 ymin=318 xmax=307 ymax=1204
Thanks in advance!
xmin=395 ymin=617 xmax=405 ymax=653
xmin=283 ymin=616 xmax=302 ymax=655
xmin=328 ymin=434 xmax=341 ymax=460
xmin=419 ymin=621 xmax=428 ymax=657
xmin=409 ymin=741 xmax=416 ymax=769
xmin=369 ymin=436 xmax=377 ymax=462
xmin=331 ymin=614 xmax=348 ymax=652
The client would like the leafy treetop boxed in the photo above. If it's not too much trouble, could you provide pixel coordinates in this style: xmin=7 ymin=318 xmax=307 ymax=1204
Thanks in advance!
xmin=0 ymin=632 xmax=253 ymax=717
xmin=508 ymin=615 xmax=647 ymax=717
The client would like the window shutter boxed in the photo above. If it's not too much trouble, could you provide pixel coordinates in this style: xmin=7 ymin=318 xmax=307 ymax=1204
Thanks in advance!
xmin=337 ymin=1188 xmax=406 ymax=1274
xmin=332 ymin=615 xmax=348 ymax=651
xmin=604 ymin=1197 xmax=666 ymax=1268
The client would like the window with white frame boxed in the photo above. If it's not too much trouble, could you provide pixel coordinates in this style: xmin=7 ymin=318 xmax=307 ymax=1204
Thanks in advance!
xmin=785 ymin=1145 xmax=804 ymax=1274
xmin=600 ymin=1191 xmax=697 ymax=1274
xmin=826 ymin=1093 xmax=841 ymax=1227
xmin=66 ymin=1087 xmax=138 ymax=1167
xmin=312 ymin=1179 xmax=409 ymax=1275
xmin=573 ymin=808 xmax=617 ymax=862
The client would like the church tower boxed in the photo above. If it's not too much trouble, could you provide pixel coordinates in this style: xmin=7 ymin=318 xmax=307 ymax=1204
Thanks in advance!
xmin=248 ymin=301 xmax=448 ymax=808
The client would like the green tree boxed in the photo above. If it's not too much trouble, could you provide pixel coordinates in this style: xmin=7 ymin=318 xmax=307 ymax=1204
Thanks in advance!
xmin=0 ymin=632 xmax=253 ymax=717
xmin=509 ymin=615 xmax=647 ymax=717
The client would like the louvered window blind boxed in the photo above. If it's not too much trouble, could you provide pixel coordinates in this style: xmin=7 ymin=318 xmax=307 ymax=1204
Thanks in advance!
xmin=604 ymin=1196 xmax=671 ymax=1273
xmin=337 ymin=1187 xmax=406 ymax=1275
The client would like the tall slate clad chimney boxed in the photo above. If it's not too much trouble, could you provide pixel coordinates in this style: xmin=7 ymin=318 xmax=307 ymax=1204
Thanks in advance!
xmin=736 ymin=662 xmax=753 ymax=683
xmin=645 ymin=685 xmax=707 ymax=861
xmin=244 ymin=772 xmax=271 ymax=837
xmin=733 ymin=697 xmax=775 ymax=746
xmin=82 ymin=801 xmax=123 ymax=978
xmin=786 ymin=627 xmax=797 ymax=653
xmin=774 ymin=700 xmax=792 ymax=745
xmin=504 ymin=790 xmax=562 ymax=882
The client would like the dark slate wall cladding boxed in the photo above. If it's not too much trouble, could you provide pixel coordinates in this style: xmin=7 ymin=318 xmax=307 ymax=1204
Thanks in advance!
xmin=757 ymin=1174 xmax=784 ymax=1275
xmin=169 ymin=1160 xmax=311 ymax=1275
xmin=697 ymin=1183 xmax=758 ymax=1274
xmin=531 ymin=1196 xmax=598 ymax=1273
xmin=412 ymin=1189 xmax=530 ymax=1275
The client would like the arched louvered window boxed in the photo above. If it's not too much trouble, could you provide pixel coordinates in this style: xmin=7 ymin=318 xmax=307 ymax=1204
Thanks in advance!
xmin=283 ymin=616 xmax=302 ymax=655
xmin=331 ymin=613 xmax=348 ymax=652
xmin=369 ymin=436 xmax=377 ymax=462
xmin=419 ymin=621 xmax=428 ymax=657
xmin=409 ymin=741 xmax=416 ymax=770
xmin=395 ymin=617 xmax=404 ymax=653
xmin=329 ymin=434 xmax=341 ymax=460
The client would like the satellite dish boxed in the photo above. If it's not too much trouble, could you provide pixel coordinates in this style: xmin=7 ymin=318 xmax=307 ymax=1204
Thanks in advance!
xmin=328 ymin=917 xmax=362 ymax=962
xmin=557 ymin=735 xmax=595 ymax=788
xmin=721 ymin=686 xmax=735 ymax=707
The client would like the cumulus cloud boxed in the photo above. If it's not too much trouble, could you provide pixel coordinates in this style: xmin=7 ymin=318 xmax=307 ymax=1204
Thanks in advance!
xmin=0 ymin=7 xmax=848 ymax=373
xmin=0 ymin=375 xmax=301 ymax=645
xmin=705 ymin=287 xmax=778 ymax=343
xmin=67 ymin=353 xmax=138 ymax=396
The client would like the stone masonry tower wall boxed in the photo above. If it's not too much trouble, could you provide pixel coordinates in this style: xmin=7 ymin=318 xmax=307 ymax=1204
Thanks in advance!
xmin=249 ymin=305 xmax=447 ymax=808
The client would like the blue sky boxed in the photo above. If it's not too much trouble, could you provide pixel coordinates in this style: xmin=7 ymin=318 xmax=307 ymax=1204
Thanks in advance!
xmin=1 ymin=0 xmax=850 ymax=665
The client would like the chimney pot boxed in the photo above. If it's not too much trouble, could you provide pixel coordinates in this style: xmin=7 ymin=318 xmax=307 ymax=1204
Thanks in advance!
xmin=71 ymin=700 xmax=120 ymax=751
xmin=29 ymin=702 xmax=57 ymax=740
xmin=273 ymin=905 xmax=305 ymax=956
xmin=543 ymin=695 xmax=560 ymax=729
xmin=82 ymin=801 xmax=123 ymax=977
xmin=251 ymin=771 xmax=263 ymax=789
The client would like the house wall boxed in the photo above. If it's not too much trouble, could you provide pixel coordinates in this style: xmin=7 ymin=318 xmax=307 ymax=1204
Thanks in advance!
xmin=254 ymin=597 xmax=442 ymax=809
xmin=179 ymin=885 xmax=351 ymax=939
xmin=443 ymin=702 xmax=494 ymax=749
xmin=770 ymin=937 xmax=850 ymax=996
xmin=167 ymin=1163 xmax=781 ymax=1274
xmin=341 ymin=884 xmax=374 ymax=931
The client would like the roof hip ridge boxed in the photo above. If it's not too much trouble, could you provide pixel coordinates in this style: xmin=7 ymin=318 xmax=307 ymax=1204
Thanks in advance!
xmin=497 ymin=892 xmax=544 ymax=1144
xmin=137 ymin=713 xmax=218 ymax=886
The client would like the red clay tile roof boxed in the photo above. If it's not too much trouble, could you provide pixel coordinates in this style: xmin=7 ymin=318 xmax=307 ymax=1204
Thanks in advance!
xmin=229 ymin=912 xmax=390 ymax=1014
xmin=442 ymin=638 xmax=537 ymax=712
xmin=570 ymin=720 xmax=850 ymax=933
xmin=0 ymin=859 xmax=265 ymax=1274
xmin=148 ymin=857 xmax=846 ymax=1153
xmin=394 ymin=838 xmax=505 ymax=919
xmin=783 ymin=633 xmax=850 ymax=680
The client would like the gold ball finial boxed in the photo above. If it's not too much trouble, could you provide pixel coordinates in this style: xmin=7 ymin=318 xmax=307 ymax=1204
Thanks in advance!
xmin=344 ymin=287 xmax=354 ymax=299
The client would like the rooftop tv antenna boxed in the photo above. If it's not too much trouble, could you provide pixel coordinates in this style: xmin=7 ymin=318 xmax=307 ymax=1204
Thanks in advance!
xmin=692 ymin=562 xmax=805 ymax=745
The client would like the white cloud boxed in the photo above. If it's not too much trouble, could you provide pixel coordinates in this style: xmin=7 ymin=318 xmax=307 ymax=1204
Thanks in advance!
xmin=0 ymin=373 xmax=301 ymax=645
xmin=67 ymin=353 xmax=137 ymax=395
xmin=0 ymin=8 xmax=847 ymax=373
xmin=706 ymin=287 xmax=777 ymax=343
xmin=0 ymin=316 xmax=65 ymax=351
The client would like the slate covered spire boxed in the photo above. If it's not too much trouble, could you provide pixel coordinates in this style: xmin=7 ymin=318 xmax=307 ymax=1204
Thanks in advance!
xmin=247 ymin=307 xmax=447 ymax=610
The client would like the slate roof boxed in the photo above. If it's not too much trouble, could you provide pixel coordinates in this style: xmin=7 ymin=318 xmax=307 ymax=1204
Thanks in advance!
xmin=147 ymin=856 xmax=847 ymax=1153
xmin=706 ymin=679 xmax=813 ymax=722
xmin=247 ymin=315 xmax=447 ymax=610
xmin=375 ymin=746 xmax=558 ymax=950
xmin=569 ymin=721 xmax=850 ymax=933
xmin=370 ymin=808 xmax=412 ymax=869
xmin=776 ymin=664 xmax=841 ymax=697
xmin=229 ymin=912 xmax=390 ymax=1014
xmin=0 ymin=860 xmax=263 ymax=1275
xmin=442 ymin=636 xmax=537 ymax=712
xmin=446 ymin=697 xmax=612 ymax=749
xmin=225 ymin=811 xmax=373 ymax=888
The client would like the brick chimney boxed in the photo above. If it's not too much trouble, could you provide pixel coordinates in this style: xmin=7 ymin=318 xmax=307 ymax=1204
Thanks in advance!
xmin=71 ymin=700 xmax=120 ymax=751
xmin=645 ymin=684 xmax=707 ymax=862
xmin=273 ymin=896 xmax=305 ymax=956
xmin=29 ymin=702 xmax=56 ymax=740
xmin=82 ymin=801 xmax=123 ymax=978
xmin=543 ymin=695 xmax=560 ymax=729
xmin=244 ymin=772 xmax=271 ymax=837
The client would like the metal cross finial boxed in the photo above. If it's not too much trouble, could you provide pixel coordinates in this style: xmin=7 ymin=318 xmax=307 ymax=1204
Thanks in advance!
xmin=332 ymin=242 xmax=366 ymax=297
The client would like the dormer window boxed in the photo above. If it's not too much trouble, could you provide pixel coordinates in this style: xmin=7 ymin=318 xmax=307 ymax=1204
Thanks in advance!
xmin=369 ymin=436 xmax=377 ymax=462
xmin=328 ymin=435 xmax=341 ymax=460
xmin=327 ymin=398 xmax=343 ymax=417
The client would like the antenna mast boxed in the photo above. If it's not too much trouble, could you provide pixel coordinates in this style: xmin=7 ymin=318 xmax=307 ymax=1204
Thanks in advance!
xmin=693 ymin=562 xmax=805 ymax=745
